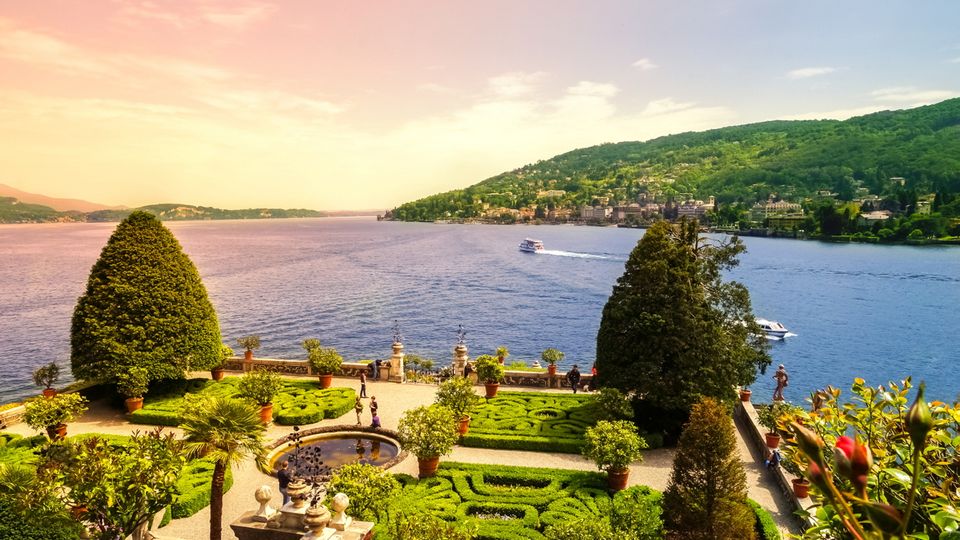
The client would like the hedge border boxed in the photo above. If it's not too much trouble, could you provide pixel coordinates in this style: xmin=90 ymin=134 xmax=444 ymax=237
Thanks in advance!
xmin=749 ymin=498 xmax=782 ymax=540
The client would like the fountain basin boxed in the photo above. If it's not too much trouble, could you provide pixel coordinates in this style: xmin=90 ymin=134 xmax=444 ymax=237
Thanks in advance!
xmin=266 ymin=425 xmax=406 ymax=480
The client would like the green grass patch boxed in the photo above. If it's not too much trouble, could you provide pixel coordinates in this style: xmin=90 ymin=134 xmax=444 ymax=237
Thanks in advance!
xmin=461 ymin=392 xmax=599 ymax=454
xmin=129 ymin=377 xmax=355 ymax=426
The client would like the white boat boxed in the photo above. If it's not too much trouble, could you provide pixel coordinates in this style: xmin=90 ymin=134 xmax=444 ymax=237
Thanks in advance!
xmin=756 ymin=318 xmax=789 ymax=339
xmin=518 ymin=238 xmax=544 ymax=253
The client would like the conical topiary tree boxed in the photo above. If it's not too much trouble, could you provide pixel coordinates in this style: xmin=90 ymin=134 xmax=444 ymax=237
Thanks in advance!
xmin=662 ymin=397 xmax=755 ymax=540
xmin=71 ymin=211 xmax=222 ymax=384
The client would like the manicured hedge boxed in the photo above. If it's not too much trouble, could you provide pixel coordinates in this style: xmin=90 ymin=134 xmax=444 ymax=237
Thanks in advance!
xmin=171 ymin=459 xmax=234 ymax=518
xmin=749 ymin=499 xmax=782 ymax=540
xmin=130 ymin=377 xmax=355 ymax=426
xmin=463 ymin=392 xmax=599 ymax=454
xmin=0 ymin=433 xmax=46 ymax=468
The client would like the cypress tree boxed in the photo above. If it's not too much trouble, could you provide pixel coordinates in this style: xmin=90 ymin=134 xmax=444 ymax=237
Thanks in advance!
xmin=71 ymin=211 xmax=222 ymax=383
xmin=595 ymin=219 xmax=769 ymax=432
xmin=662 ymin=397 xmax=755 ymax=540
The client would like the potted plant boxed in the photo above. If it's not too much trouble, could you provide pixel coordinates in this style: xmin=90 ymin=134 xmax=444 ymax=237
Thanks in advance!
xmin=474 ymin=355 xmax=504 ymax=398
xmin=435 ymin=376 xmax=481 ymax=436
xmin=397 ymin=404 xmax=459 ymax=478
xmin=582 ymin=420 xmax=647 ymax=492
xmin=739 ymin=387 xmax=752 ymax=402
xmin=757 ymin=402 xmax=786 ymax=448
xmin=542 ymin=348 xmax=564 ymax=376
xmin=495 ymin=346 xmax=509 ymax=365
xmin=308 ymin=346 xmax=343 ymax=389
xmin=238 ymin=369 xmax=284 ymax=424
xmin=211 ymin=344 xmax=234 ymax=381
xmin=237 ymin=335 xmax=261 ymax=361
xmin=32 ymin=362 xmax=61 ymax=398
xmin=116 ymin=366 xmax=149 ymax=413
xmin=23 ymin=392 xmax=89 ymax=440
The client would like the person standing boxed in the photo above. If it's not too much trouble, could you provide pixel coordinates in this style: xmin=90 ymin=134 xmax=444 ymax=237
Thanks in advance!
xmin=354 ymin=396 xmax=364 ymax=425
xmin=370 ymin=413 xmax=381 ymax=429
xmin=370 ymin=396 xmax=378 ymax=420
xmin=566 ymin=365 xmax=581 ymax=394
xmin=359 ymin=370 xmax=367 ymax=398
xmin=588 ymin=363 xmax=597 ymax=392
xmin=277 ymin=460 xmax=292 ymax=505
xmin=773 ymin=364 xmax=789 ymax=401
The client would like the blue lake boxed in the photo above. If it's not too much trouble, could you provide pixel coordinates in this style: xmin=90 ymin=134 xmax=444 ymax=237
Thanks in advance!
xmin=1 ymin=218 xmax=957 ymax=404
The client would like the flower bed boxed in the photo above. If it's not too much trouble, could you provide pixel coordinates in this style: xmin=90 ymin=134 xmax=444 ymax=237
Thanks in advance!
xmin=129 ymin=377 xmax=355 ymax=426
xmin=460 ymin=392 xmax=599 ymax=453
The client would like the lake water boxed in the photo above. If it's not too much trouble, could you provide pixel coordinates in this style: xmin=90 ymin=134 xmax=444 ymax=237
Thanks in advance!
xmin=1 ymin=218 xmax=958 ymax=404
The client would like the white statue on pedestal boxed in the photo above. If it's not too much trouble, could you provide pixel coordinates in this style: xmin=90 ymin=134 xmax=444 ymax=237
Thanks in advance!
xmin=329 ymin=492 xmax=353 ymax=531
xmin=251 ymin=485 xmax=277 ymax=522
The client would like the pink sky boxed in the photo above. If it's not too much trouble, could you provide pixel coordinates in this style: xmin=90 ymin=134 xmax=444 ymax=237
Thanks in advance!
xmin=0 ymin=1 xmax=956 ymax=209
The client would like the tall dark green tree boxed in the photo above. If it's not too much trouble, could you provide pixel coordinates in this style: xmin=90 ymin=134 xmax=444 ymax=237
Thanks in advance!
xmin=595 ymin=220 xmax=769 ymax=432
xmin=662 ymin=398 xmax=755 ymax=540
xmin=71 ymin=211 xmax=222 ymax=383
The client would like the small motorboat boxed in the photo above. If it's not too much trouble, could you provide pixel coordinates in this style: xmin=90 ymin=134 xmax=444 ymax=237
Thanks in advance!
xmin=518 ymin=238 xmax=544 ymax=253
xmin=756 ymin=319 xmax=789 ymax=339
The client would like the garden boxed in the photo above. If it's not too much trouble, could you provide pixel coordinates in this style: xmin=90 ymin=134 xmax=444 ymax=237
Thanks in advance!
xmin=462 ymin=392 xmax=599 ymax=453
xmin=128 ymin=377 xmax=356 ymax=426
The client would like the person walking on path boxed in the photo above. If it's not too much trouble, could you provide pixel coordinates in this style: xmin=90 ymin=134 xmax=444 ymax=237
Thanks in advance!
xmin=359 ymin=371 xmax=367 ymax=398
xmin=773 ymin=364 xmax=789 ymax=401
xmin=370 ymin=396 xmax=378 ymax=420
xmin=354 ymin=396 xmax=364 ymax=425
xmin=277 ymin=460 xmax=292 ymax=505
xmin=566 ymin=365 xmax=581 ymax=394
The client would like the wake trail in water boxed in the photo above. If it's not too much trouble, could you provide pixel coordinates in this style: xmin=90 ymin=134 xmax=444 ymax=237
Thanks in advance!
xmin=539 ymin=249 xmax=622 ymax=260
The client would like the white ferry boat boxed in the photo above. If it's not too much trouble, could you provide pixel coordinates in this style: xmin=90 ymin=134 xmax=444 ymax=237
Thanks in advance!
xmin=756 ymin=319 xmax=789 ymax=339
xmin=518 ymin=238 xmax=545 ymax=253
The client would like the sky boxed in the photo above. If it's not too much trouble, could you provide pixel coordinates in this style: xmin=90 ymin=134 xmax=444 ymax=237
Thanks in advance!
xmin=0 ymin=1 xmax=957 ymax=210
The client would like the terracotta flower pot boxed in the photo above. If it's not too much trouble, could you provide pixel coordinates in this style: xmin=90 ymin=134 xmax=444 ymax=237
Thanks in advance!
xmin=417 ymin=457 xmax=440 ymax=478
xmin=792 ymin=478 xmax=810 ymax=498
xmin=548 ymin=364 xmax=557 ymax=376
xmin=42 ymin=388 xmax=57 ymax=398
xmin=47 ymin=423 xmax=67 ymax=440
xmin=125 ymin=397 xmax=144 ymax=413
xmin=457 ymin=415 xmax=471 ymax=436
xmin=739 ymin=389 xmax=752 ymax=402
xmin=498 ymin=356 xmax=505 ymax=365
xmin=318 ymin=374 xmax=333 ymax=389
xmin=244 ymin=350 xmax=253 ymax=361
xmin=607 ymin=468 xmax=629 ymax=492
xmin=765 ymin=432 xmax=782 ymax=449
xmin=211 ymin=367 xmax=225 ymax=381
xmin=259 ymin=403 xmax=273 ymax=424
xmin=484 ymin=382 xmax=500 ymax=399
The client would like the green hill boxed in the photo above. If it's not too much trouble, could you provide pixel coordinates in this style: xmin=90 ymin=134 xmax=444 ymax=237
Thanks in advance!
xmin=389 ymin=98 xmax=960 ymax=222
xmin=0 ymin=199 xmax=327 ymax=224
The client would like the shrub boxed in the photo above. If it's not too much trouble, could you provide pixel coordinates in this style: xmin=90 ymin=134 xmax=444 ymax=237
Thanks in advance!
xmin=23 ymin=393 xmax=88 ymax=432
xmin=328 ymin=463 xmax=400 ymax=521
xmin=582 ymin=420 xmax=647 ymax=472
xmin=386 ymin=512 xmax=478 ymax=540
xmin=474 ymin=355 xmax=504 ymax=384
xmin=31 ymin=362 xmax=60 ymax=390
xmin=541 ymin=348 xmax=564 ymax=365
xmin=397 ymin=405 xmax=459 ymax=460
xmin=309 ymin=347 xmax=343 ymax=375
xmin=663 ymin=397 xmax=755 ymax=539
xmin=755 ymin=401 xmax=794 ymax=435
xmin=611 ymin=485 xmax=662 ymax=539
xmin=748 ymin=499 xmax=781 ymax=540
xmin=301 ymin=338 xmax=321 ymax=353
xmin=0 ymin=492 xmax=82 ymax=540
xmin=544 ymin=517 xmax=615 ymax=540
xmin=461 ymin=392 xmax=598 ymax=453
xmin=237 ymin=335 xmax=261 ymax=352
xmin=116 ymin=366 xmax=149 ymax=399
xmin=237 ymin=369 xmax=284 ymax=405
xmin=171 ymin=459 xmax=234 ymax=518
xmin=592 ymin=387 xmax=633 ymax=422
xmin=435 ymin=376 xmax=481 ymax=420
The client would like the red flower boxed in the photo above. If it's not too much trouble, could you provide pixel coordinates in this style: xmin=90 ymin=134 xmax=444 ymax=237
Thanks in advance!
xmin=833 ymin=435 xmax=872 ymax=495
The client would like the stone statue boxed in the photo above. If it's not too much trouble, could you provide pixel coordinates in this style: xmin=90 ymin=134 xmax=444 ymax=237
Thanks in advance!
xmin=393 ymin=320 xmax=403 ymax=345
xmin=329 ymin=492 xmax=353 ymax=531
xmin=457 ymin=324 xmax=467 ymax=346
xmin=251 ymin=485 xmax=277 ymax=522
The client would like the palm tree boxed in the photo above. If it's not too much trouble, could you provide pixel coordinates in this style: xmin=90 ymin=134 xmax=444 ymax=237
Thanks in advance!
xmin=180 ymin=396 xmax=267 ymax=540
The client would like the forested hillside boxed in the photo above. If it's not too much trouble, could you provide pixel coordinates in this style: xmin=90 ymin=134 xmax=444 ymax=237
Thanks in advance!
xmin=390 ymin=99 xmax=960 ymax=221
xmin=0 ymin=199 xmax=326 ymax=224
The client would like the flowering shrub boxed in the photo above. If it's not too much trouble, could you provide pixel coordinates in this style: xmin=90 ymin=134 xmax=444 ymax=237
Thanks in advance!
xmin=582 ymin=420 xmax=647 ymax=472
xmin=784 ymin=378 xmax=959 ymax=539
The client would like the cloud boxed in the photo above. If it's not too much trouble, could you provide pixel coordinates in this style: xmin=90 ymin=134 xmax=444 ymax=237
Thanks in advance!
xmin=786 ymin=67 xmax=837 ymax=79
xmin=642 ymin=98 xmax=695 ymax=116
xmin=870 ymin=86 xmax=959 ymax=103
xmin=486 ymin=72 xmax=546 ymax=97
xmin=949 ymin=57 xmax=960 ymax=64
xmin=566 ymin=81 xmax=619 ymax=98
xmin=115 ymin=0 xmax=276 ymax=31
xmin=631 ymin=58 xmax=658 ymax=71
xmin=417 ymin=83 xmax=454 ymax=94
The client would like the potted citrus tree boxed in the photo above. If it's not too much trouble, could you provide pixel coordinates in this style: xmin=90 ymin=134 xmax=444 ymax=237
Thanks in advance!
xmin=739 ymin=387 xmax=752 ymax=402
xmin=757 ymin=401 xmax=786 ymax=448
xmin=435 ymin=376 xmax=481 ymax=436
xmin=308 ymin=346 xmax=343 ymax=389
xmin=397 ymin=404 xmax=459 ymax=478
xmin=582 ymin=419 xmax=647 ymax=492
xmin=211 ymin=343 xmax=234 ymax=381
xmin=116 ymin=366 xmax=149 ymax=413
xmin=542 ymin=348 xmax=564 ymax=376
xmin=474 ymin=355 xmax=504 ymax=398
xmin=495 ymin=346 xmax=509 ymax=365
xmin=238 ymin=369 xmax=284 ymax=424
xmin=32 ymin=362 xmax=61 ymax=398
xmin=237 ymin=335 xmax=261 ymax=361
xmin=23 ymin=392 xmax=89 ymax=440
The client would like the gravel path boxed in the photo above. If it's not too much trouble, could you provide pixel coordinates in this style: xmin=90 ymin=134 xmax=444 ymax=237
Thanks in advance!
xmin=7 ymin=374 xmax=800 ymax=539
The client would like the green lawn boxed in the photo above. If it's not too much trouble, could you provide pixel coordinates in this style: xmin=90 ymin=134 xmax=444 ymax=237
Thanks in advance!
xmin=130 ymin=377 xmax=355 ymax=426
xmin=461 ymin=392 xmax=599 ymax=453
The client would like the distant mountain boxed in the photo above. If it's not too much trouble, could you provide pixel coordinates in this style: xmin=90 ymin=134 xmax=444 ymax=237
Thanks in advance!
xmin=0 ymin=183 xmax=123 ymax=213
xmin=389 ymin=98 xmax=960 ymax=221
xmin=0 ymin=198 xmax=334 ymax=224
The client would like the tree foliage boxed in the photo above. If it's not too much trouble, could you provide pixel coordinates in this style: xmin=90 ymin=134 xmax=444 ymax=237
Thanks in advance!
xmin=662 ymin=398 xmax=755 ymax=540
xmin=595 ymin=220 xmax=769 ymax=433
xmin=71 ymin=211 xmax=222 ymax=384
xmin=327 ymin=463 xmax=400 ymax=522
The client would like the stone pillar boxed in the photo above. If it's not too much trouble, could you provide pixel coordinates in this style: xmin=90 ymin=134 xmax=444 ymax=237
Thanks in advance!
xmin=453 ymin=344 xmax=468 ymax=377
xmin=388 ymin=342 xmax=405 ymax=383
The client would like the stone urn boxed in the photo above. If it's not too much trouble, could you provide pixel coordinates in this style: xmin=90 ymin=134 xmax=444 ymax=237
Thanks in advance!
xmin=329 ymin=492 xmax=353 ymax=531
xmin=303 ymin=504 xmax=331 ymax=538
